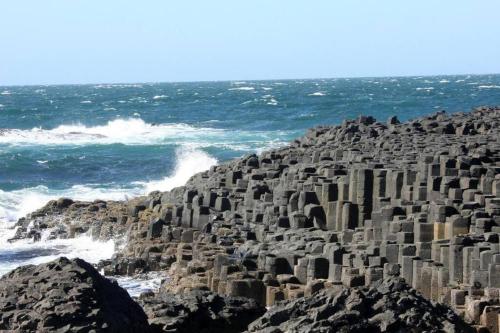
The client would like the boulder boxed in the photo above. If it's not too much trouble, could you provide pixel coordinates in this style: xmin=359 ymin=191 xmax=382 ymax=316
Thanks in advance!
xmin=0 ymin=257 xmax=150 ymax=333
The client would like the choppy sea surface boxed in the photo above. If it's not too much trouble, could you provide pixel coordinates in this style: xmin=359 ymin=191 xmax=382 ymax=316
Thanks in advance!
xmin=1 ymin=75 xmax=500 ymax=294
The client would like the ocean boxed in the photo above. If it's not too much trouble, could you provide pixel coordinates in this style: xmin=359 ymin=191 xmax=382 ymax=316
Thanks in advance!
xmin=1 ymin=74 xmax=500 ymax=294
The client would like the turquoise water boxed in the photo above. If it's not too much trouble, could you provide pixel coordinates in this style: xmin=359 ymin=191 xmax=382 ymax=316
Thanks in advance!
xmin=1 ymin=74 xmax=500 ymax=286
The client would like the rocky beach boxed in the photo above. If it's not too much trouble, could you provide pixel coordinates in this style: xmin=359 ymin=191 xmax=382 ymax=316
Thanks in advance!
xmin=1 ymin=106 xmax=500 ymax=332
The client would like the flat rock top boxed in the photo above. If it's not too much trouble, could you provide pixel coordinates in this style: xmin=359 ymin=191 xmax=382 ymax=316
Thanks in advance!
xmin=0 ymin=257 xmax=150 ymax=333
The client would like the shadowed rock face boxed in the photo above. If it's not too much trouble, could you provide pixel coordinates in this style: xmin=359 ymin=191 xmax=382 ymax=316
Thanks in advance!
xmin=0 ymin=257 xmax=151 ymax=333
xmin=138 ymin=289 xmax=266 ymax=333
xmin=247 ymin=277 xmax=474 ymax=333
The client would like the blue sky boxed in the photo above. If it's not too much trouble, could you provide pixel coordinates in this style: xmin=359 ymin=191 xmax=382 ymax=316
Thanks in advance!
xmin=1 ymin=1 xmax=499 ymax=85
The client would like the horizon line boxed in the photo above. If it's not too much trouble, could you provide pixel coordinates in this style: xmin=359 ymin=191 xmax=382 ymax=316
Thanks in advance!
xmin=1 ymin=71 xmax=499 ymax=88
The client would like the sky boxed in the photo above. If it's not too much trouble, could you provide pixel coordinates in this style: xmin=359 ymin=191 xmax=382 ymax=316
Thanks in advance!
xmin=1 ymin=1 xmax=499 ymax=85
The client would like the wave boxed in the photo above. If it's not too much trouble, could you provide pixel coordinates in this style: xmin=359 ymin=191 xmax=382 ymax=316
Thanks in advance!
xmin=0 ymin=147 xmax=217 ymax=225
xmin=416 ymin=87 xmax=434 ymax=91
xmin=308 ymin=92 xmax=326 ymax=96
xmin=136 ymin=147 xmax=217 ymax=193
xmin=0 ymin=146 xmax=216 ymax=282
xmin=0 ymin=118 xmax=292 ymax=149
xmin=228 ymin=87 xmax=255 ymax=91
xmin=0 ymin=231 xmax=115 ymax=276
xmin=478 ymin=85 xmax=500 ymax=89
xmin=0 ymin=185 xmax=142 ymax=224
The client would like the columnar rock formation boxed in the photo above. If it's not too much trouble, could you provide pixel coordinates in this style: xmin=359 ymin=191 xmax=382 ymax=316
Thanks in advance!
xmin=10 ymin=106 xmax=500 ymax=332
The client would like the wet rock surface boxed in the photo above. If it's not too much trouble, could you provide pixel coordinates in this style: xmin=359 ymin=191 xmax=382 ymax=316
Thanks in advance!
xmin=0 ymin=257 xmax=150 ymax=333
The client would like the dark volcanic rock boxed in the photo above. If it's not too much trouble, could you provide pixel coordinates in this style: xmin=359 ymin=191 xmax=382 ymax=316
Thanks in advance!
xmin=247 ymin=278 xmax=474 ymax=333
xmin=0 ymin=257 xmax=150 ymax=333
xmin=138 ymin=289 xmax=266 ymax=333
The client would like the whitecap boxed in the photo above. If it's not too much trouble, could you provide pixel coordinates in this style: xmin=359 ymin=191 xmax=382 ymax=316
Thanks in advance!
xmin=261 ymin=87 xmax=273 ymax=91
xmin=228 ymin=87 xmax=255 ymax=91
xmin=0 ymin=91 xmax=11 ymax=95
xmin=439 ymin=79 xmax=450 ymax=83
xmin=153 ymin=95 xmax=168 ymax=100
xmin=80 ymin=100 xmax=92 ymax=104
xmin=455 ymin=79 xmax=465 ymax=83
xmin=36 ymin=160 xmax=48 ymax=164
xmin=478 ymin=85 xmax=500 ymax=89
xmin=416 ymin=87 xmax=434 ymax=91
xmin=0 ymin=119 xmax=223 ymax=146
xmin=0 ymin=118 xmax=294 ymax=153
xmin=308 ymin=92 xmax=326 ymax=96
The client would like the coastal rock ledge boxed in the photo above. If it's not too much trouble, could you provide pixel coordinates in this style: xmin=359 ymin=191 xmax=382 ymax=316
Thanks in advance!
xmin=6 ymin=106 xmax=500 ymax=332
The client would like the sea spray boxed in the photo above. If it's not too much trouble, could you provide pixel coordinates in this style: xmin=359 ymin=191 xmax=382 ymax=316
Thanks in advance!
xmin=137 ymin=146 xmax=218 ymax=193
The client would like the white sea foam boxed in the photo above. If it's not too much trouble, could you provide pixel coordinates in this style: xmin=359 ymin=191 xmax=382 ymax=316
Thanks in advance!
xmin=308 ymin=92 xmax=326 ymax=96
xmin=0 ymin=231 xmax=115 ymax=276
xmin=416 ymin=87 xmax=435 ymax=91
xmin=1 ymin=91 xmax=11 ymax=95
xmin=114 ymin=272 xmax=167 ymax=297
xmin=153 ymin=95 xmax=168 ymax=100
xmin=0 ymin=185 xmax=142 ymax=224
xmin=439 ymin=79 xmax=450 ymax=83
xmin=228 ymin=87 xmax=255 ymax=91
xmin=136 ymin=147 xmax=217 ymax=193
xmin=93 ymin=84 xmax=143 ymax=89
xmin=0 ymin=118 xmax=221 ymax=146
xmin=0 ymin=145 xmax=219 ymax=283
xmin=80 ymin=100 xmax=92 ymax=104
xmin=0 ymin=118 xmax=291 ymax=152
xmin=478 ymin=85 xmax=500 ymax=89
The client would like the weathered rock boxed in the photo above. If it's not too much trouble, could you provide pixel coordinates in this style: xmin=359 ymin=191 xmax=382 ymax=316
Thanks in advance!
xmin=139 ymin=290 xmax=266 ymax=333
xmin=0 ymin=257 xmax=150 ymax=333
xmin=247 ymin=278 xmax=474 ymax=333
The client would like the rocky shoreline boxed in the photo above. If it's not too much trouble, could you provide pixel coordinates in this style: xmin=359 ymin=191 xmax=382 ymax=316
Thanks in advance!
xmin=2 ymin=106 xmax=500 ymax=332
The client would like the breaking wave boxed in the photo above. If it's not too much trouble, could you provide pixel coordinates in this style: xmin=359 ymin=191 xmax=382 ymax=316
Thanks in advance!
xmin=0 ymin=118 xmax=292 ymax=150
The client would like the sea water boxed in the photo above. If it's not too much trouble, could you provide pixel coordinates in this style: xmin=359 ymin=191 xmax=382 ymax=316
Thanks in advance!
xmin=1 ymin=75 xmax=500 ymax=294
